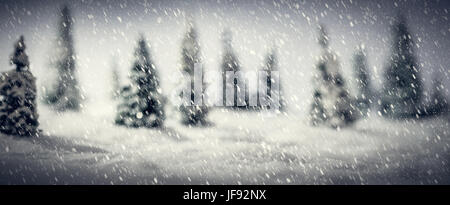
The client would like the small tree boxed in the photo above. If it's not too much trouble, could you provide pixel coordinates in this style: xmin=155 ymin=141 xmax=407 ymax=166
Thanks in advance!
xmin=44 ymin=5 xmax=82 ymax=111
xmin=115 ymin=36 xmax=165 ymax=128
xmin=381 ymin=15 xmax=422 ymax=118
xmin=179 ymin=21 xmax=209 ymax=126
xmin=423 ymin=75 xmax=448 ymax=116
xmin=220 ymin=29 xmax=243 ymax=108
xmin=111 ymin=59 xmax=121 ymax=99
xmin=260 ymin=48 xmax=285 ymax=111
xmin=10 ymin=36 xmax=30 ymax=72
xmin=353 ymin=45 xmax=372 ymax=116
xmin=0 ymin=36 xmax=39 ymax=136
xmin=309 ymin=24 xmax=358 ymax=128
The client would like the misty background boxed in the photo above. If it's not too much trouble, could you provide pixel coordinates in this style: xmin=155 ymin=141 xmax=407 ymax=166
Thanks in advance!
xmin=0 ymin=0 xmax=449 ymax=116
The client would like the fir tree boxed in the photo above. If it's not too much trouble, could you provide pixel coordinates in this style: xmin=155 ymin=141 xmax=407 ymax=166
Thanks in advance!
xmin=310 ymin=91 xmax=327 ymax=125
xmin=260 ymin=48 xmax=285 ymax=111
xmin=111 ymin=59 xmax=121 ymax=99
xmin=353 ymin=45 xmax=371 ymax=116
xmin=422 ymin=75 xmax=448 ymax=117
xmin=44 ymin=5 xmax=82 ymax=111
xmin=381 ymin=15 xmax=422 ymax=118
xmin=115 ymin=35 xmax=165 ymax=128
xmin=309 ymin=25 xmax=358 ymax=128
xmin=179 ymin=21 xmax=209 ymax=126
xmin=0 ymin=36 xmax=39 ymax=136
xmin=10 ymin=36 xmax=30 ymax=72
xmin=220 ymin=29 xmax=243 ymax=108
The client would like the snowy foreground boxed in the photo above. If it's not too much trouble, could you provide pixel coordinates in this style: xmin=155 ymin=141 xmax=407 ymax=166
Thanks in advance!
xmin=1 ymin=104 xmax=449 ymax=185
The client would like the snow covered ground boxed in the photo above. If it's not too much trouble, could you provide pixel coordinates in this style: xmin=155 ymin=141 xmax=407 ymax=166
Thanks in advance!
xmin=1 ymin=103 xmax=449 ymax=185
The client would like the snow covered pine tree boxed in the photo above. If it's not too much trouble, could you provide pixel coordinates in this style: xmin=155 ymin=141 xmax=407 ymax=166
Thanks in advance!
xmin=353 ymin=44 xmax=372 ymax=117
xmin=259 ymin=47 xmax=285 ymax=111
xmin=115 ymin=35 xmax=165 ymax=128
xmin=0 ymin=36 xmax=39 ymax=136
xmin=381 ymin=15 xmax=422 ymax=118
xmin=220 ymin=29 xmax=244 ymax=109
xmin=179 ymin=21 xmax=209 ymax=126
xmin=309 ymin=25 xmax=358 ymax=128
xmin=110 ymin=58 xmax=121 ymax=100
xmin=420 ymin=75 xmax=449 ymax=117
xmin=44 ymin=6 xmax=82 ymax=111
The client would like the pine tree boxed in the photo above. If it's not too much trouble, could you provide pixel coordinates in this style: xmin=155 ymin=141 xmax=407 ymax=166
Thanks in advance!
xmin=111 ymin=59 xmax=121 ymax=99
xmin=44 ymin=5 xmax=82 ymax=111
xmin=422 ymin=75 xmax=448 ymax=117
xmin=309 ymin=24 xmax=358 ymax=128
xmin=115 ymin=35 xmax=165 ymax=128
xmin=10 ymin=36 xmax=30 ymax=72
xmin=260 ymin=48 xmax=285 ymax=111
xmin=353 ymin=45 xmax=371 ymax=117
xmin=0 ymin=36 xmax=39 ymax=136
xmin=179 ymin=21 xmax=209 ymax=126
xmin=381 ymin=15 xmax=422 ymax=118
xmin=220 ymin=29 xmax=243 ymax=108
xmin=310 ymin=90 xmax=327 ymax=125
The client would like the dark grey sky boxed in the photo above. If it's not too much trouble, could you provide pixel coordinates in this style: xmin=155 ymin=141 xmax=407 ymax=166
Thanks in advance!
xmin=0 ymin=0 xmax=449 ymax=114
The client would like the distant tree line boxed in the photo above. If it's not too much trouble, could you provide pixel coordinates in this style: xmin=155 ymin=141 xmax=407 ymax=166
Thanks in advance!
xmin=0 ymin=6 xmax=448 ymax=137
